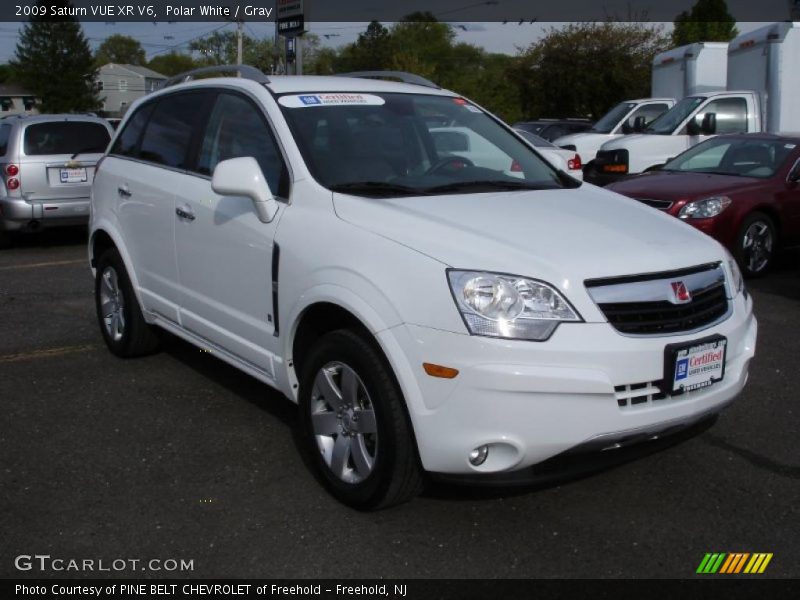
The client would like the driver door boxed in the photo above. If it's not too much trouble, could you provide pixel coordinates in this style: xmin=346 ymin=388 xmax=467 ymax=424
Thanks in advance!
xmin=174 ymin=91 xmax=290 ymax=379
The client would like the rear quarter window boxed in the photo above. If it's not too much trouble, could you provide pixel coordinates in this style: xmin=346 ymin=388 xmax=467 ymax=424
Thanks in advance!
xmin=23 ymin=121 xmax=110 ymax=155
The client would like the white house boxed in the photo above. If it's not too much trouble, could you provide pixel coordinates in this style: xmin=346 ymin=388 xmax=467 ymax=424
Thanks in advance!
xmin=97 ymin=63 xmax=167 ymax=117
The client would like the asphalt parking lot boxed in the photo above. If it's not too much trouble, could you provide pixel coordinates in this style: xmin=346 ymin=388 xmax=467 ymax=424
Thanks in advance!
xmin=1 ymin=228 xmax=798 ymax=579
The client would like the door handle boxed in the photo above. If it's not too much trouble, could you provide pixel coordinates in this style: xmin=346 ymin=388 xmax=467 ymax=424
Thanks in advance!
xmin=117 ymin=185 xmax=131 ymax=198
xmin=175 ymin=205 xmax=196 ymax=221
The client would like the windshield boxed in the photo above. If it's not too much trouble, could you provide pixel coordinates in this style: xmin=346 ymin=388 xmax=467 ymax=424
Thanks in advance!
xmin=590 ymin=102 xmax=636 ymax=134
xmin=645 ymin=97 xmax=705 ymax=135
xmin=278 ymin=92 xmax=569 ymax=197
xmin=662 ymin=136 xmax=797 ymax=178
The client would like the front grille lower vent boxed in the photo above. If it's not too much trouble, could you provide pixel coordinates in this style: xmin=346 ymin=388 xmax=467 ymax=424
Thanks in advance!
xmin=615 ymin=381 xmax=667 ymax=408
xmin=636 ymin=198 xmax=673 ymax=210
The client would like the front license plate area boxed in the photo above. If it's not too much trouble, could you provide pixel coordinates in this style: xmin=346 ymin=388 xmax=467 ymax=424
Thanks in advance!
xmin=663 ymin=335 xmax=727 ymax=396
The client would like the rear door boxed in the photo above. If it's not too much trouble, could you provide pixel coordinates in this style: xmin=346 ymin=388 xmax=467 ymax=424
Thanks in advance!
xmin=173 ymin=90 xmax=290 ymax=378
xmin=20 ymin=120 xmax=111 ymax=203
xmin=105 ymin=91 xmax=212 ymax=323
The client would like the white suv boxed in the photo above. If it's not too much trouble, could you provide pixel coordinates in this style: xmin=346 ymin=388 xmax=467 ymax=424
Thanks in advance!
xmin=89 ymin=67 xmax=757 ymax=509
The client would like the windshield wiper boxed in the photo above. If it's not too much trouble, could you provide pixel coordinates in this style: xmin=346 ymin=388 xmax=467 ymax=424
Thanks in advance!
xmin=423 ymin=180 xmax=558 ymax=194
xmin=329 ymin=181 xmax=428 ymax=197
xmin=70 ymin=147 xmax=103 ymax=159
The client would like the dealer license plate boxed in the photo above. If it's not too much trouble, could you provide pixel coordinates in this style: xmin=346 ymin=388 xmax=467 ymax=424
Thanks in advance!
xmin=665 ymin=336 xmax=727 ymax=395
xmin=59 ymin=168 xmax=87 ymax=183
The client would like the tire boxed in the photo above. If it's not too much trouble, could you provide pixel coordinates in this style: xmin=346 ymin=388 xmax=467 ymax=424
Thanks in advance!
xmin=734 ymin=212 xmax=777 ymax=278
xmin=94 ymin=248 xmax=160 ymax=357
xmin=299 ymin=329 xmax=424 ymax=510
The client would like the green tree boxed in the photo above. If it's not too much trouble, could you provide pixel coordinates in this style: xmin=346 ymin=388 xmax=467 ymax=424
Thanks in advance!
xmin=510 ymin=22 xmax=670 ymax=120
xmin=672 ymin=0 xmax=738 ymax=46
xmin=95 ymin=34 xmax=146 ymax=66
xmin=10 ymin=0 xmax=100 ymax=112
xmin=0 ymin=64 xmax=12 ymax=83
xmin=335 ymin=21 xmax=393 ymax=71
xmin=147 ymin=52 xmax=199 ymax=77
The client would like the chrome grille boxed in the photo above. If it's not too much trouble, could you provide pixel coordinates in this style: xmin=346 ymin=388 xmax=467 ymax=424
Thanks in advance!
xmin=586 ymin=263 xmax=730 ymax=335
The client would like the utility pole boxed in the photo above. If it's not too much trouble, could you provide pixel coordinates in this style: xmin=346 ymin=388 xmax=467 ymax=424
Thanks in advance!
xmin=236 ymin=18 xmax=243 ymax=64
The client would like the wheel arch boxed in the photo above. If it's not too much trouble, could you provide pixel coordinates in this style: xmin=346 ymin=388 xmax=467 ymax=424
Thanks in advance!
xmin=89 ymin=224 xmax=147 ymax=313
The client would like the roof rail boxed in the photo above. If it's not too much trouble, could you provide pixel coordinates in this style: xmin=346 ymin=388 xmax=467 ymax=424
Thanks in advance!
xmin=160 ymin=64 xmax=270 ymax=89
xmin=335 ymin=71 xmax=440 ymax=89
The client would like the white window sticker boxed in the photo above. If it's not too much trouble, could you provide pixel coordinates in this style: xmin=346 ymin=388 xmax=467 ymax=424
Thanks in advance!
xmin=279 ymin=93 xmax=386 ymax=108
xmin=785 ymin=143 xmax=796 ymax=149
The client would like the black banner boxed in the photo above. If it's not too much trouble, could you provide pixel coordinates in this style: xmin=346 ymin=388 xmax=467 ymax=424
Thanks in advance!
xmin=0 ymin=0 xmax=798 ymax=22
xmin=4 ymin=579 xmax=800 ymax=600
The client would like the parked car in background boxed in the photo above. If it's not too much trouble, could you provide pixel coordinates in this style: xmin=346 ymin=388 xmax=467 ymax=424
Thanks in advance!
xmin=106 ymin=118 xmax=122 ymax=130
xmin=514 ymin=128 xmax=583 ymax=180
xmin=607 ymin=133 xmax=800 ymax=277
xmin=0 ymin=114 xmax=113 ymax=248
xmin=553 ymin=99 xmax=674 ymax=165
xmin=513 ymin=118 xmax=593 ymax=142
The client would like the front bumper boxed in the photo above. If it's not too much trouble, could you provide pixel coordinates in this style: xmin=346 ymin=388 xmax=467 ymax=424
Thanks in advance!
xmin=380 ymin=292 xmax=756 ymax=476
xmin=0 ymin=196 xmax=90 ymax=231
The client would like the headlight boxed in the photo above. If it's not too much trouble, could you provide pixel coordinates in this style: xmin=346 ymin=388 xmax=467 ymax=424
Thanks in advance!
xmin=725 ymin=250 xmax=744 ymax=297
xmin=447 ymin=270 xmax=582 ymax=341
xmin=679 ymin=196 xmax=732 ymax=219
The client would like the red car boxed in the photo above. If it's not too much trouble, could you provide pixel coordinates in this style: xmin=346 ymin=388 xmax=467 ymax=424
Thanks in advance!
xmin=607 ymin=133 xmax=800 ymax=277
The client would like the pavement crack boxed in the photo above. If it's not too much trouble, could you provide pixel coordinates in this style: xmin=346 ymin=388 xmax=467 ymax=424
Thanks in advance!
xmin=701 ymin=433 xmax=800 ymax=479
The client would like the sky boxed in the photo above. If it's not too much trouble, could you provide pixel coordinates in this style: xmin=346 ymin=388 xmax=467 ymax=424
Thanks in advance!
xmin=0 ymin=20 xmax=773 ymax=64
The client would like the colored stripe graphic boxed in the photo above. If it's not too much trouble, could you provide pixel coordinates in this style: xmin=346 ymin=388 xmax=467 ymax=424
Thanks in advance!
xmin=698 ymin=553 xmax=773 ymax=574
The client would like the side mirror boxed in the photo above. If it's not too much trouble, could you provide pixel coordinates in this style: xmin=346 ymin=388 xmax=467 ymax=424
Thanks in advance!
xmin=621 ymin=120 xmax=633 ymax=134
xmin=701 ymin=112 xmax=717 ymax=135
xmin=686 ymin=118 xmax=701 ymax=136
xmin=633 ymin=115 xmax=647 ymax=132
xmin=211 ymin=157 xmax=279 ymax=224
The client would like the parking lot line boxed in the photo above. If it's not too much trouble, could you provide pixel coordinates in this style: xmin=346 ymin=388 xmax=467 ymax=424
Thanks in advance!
xmin=0 ymin=344 xmax=97 ymax=364
xmin=0 ymin=259 xmax=85 ymax=272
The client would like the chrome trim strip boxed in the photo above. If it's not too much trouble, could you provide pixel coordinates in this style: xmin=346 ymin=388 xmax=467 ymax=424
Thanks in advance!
xmin=586 ymin=265 xmax=726 ymax=304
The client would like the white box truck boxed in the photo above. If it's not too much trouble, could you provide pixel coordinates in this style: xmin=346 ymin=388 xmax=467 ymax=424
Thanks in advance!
xmin=587 ymin=22 xmax=800 ymax=185
xmin=651 ymin=42 xmax=728 ymax=98
xmin=554 ymin=42 xmax=726 ymax=163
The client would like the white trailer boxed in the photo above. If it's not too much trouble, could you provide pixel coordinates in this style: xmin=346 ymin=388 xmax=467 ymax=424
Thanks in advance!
xmin=727 ymin=21 xmax=800 ymax=133
xmin=651 ymin=42 xmax=729 ymax=99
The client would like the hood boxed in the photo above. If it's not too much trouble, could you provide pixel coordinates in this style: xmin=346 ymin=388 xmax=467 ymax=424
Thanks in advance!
xmin=554 ymin=132 xmax=611 ymax=146
xmin=607 ymin=171 xmax=768 ymax=200
xmin=601 ymin=133 xmax=654 ymax=150
xmin=333 ymin=185 xmax=725 ymax=300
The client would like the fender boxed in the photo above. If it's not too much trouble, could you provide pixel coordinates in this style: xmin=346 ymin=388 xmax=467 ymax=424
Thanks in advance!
xmin=280 ymin=284 xmax=428 ymax=424
xmin=88 ymin=219 xmax=151 ymax=323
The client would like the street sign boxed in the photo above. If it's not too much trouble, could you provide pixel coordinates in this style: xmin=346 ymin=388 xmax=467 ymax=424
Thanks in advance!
xmin=276 ymin=0 xmax=306 ymax=36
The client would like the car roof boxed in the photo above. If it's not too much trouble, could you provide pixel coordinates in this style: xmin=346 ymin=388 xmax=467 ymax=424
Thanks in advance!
xmin=1 ymin=114 xmax=110 ymax=126
xmin=714 ymin=132 xmax=800 ymax=144
xmin=152 ymin=75 xmax=458 ymax=98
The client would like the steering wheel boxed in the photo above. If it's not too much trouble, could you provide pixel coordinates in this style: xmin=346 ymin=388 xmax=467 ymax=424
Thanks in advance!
xmin=425 ymin=156 xmax=475 ymax=176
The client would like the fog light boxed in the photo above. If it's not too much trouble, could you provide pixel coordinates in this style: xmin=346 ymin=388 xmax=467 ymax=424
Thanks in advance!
xmin=468 ymin=445 xmax=489 ymax=466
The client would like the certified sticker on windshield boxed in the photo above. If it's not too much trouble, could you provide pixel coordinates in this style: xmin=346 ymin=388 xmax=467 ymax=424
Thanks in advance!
xmin=279 ymin=93 xmax=386 ymax=108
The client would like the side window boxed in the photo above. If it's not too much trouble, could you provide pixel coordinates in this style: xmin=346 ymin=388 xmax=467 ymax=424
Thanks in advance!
xmin=627 ymin=103 xmax=669 ymax=128
xmin=690 ymin=98 xmax=748 ymax=134
xmin=196 ymin=93 xmax=288 ymax=197
xmin=110 ymin=102 xmax=155 ymax=158
xmin=0 ymin=124 xmax=11 ymax=156
xmin=139 ymin=92 xmax=206 ymax=169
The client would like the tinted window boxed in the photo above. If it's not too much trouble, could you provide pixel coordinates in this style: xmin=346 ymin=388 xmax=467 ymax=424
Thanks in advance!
xmin=691 ymin=98 xmax=748 ymax=134
xmin=0 ymin=124 xmax=10 ymax=155
xmin=139 ymin=93 xmax=205 ymax=169
xmin=663 ymin=137 xmax=796 ymax=178
xmin=110 ymin=103 xmax=155 ymax=158
xmin=196 ymin=93 xmax=288 ymax=196
xmin=24 ymin=122 xmax=110 ymax=155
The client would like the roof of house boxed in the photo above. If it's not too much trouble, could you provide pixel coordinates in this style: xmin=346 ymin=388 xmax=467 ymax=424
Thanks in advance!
xmin=0 ymin=83 xmax=36 ymax=97
xmin=99 ymin=63 xmax=167 ymax=80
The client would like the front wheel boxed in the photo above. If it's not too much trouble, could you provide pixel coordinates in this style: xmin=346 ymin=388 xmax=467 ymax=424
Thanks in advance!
xmin=299 ymin=329 xmax=423 ymax=510
xmin=734 ymin=212 xmax=776 ymax=278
